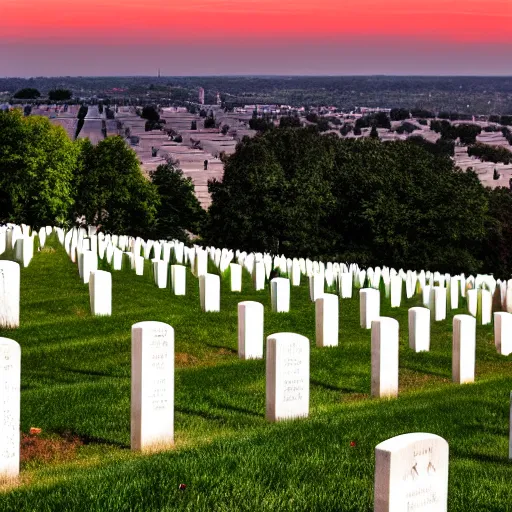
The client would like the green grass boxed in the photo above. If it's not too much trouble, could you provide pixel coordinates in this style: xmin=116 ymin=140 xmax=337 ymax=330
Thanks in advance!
xmin=0 ymin=235 xmax=511 ymax=511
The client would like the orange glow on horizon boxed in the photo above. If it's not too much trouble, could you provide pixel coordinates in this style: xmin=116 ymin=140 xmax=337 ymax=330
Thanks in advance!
xmin=2 ymin=0 xmax=512 ymax=44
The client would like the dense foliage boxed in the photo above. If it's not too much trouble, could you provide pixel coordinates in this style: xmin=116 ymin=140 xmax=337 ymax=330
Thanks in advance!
xmin=149 ymin=162 xmax=206 ymax=241
xmin=468 ymin=143 xmax=512 ymax=164
xmin=48 ymin=89 xmax=72 ymax=101
xmin=0 ymin=111 xmax=197 ymax=237
xmin=13 ymin=88 xmax=41 ymax=99
xmin=0 ymin=110 xmax=79 ymax=226
xmin=204 ymin=127 xmax=505 ymax=276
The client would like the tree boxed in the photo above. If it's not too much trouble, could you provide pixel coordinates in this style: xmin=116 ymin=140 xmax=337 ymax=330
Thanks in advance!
xmin=249 ymin=116 xmax=274 ymax=132
xmin=204 ymin=128 xmax=489 ymax=274
xmin=369 ymin=125 xmax=379 ymax=139
xmin=221 ymin=124 xmax=230 ymax=135
xmin=390 ymin=108 xmax=409 ymax=121
xmin=191 ymin=120 xmax=197 ymax=130
xmin=0 ymin=110 xmax=79 ymax=226
xmin=13 ymin=88 xmax=41 ymax=99
xmin=279 ymin=116 xmax=301 ymax=128
xmin=204 ymin=114 xmax=216 ymax=129
xmin=48 ymin=89 xmax=72 ymax=101
xmin=74 ymin=136 xmax=160 ymax=236
xmin=141 ymin=105 xmax=160 ymax=123
xmin=149 ymin=162 xmax=206 ymax=241
xmin=204 ymin=128 xmax=337 ymax=256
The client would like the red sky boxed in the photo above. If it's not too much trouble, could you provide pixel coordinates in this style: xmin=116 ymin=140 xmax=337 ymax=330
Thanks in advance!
xmin=1 ymin=0 xmax=511 ymax=75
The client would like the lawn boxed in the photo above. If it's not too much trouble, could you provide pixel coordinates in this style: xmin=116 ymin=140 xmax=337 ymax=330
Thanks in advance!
xmin=0 ymin=234 xmax=511 ymax=511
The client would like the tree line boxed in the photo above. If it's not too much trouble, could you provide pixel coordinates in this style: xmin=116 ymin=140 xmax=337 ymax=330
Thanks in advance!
xmin=3 ymin=110 xmax=512 ymax=278
xmin=0 ymin=110 xmax=204 ymax=241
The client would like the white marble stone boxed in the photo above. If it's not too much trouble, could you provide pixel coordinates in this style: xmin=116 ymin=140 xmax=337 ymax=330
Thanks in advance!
xmin=253 ymin=261 xmax=266 ymax=291
xmin=466 ymin=289 xmax=477 ymax=317
xmin=309 ymin=273 xmax=324 ymax=302
xmin=89 ymin=270 xmax=112 ymax=316
xmin=479 ymin=289 xmax=492 ymax=325
xmin=0 ymin=337 xmax=20 ymax=482
xmin=339 ymin=272 xmax=353 ymax=298
xmin=374 ymin=432 xmax=449 ymax=512
xmin=452 ymin=315 xmax=476 ymax=384
xmin=131 ymin=321 xmax=174 ymax=452
xmin=0 ymin=262 xmax=20 ymax=329
xmin=271 ymin=278 xmax=290 ymax=313
xmin=112 ymin=248 xmax=123 ymax=270
xmin=15 ymin=236 xmax=33 ymax=268
xmin=266 ymin=333 xmax=309 ymax=422
xmin=449 ymin=277 xmax=459 ymax=310
xmin=152 ymin=260 xmax=168 ymax=289
xmin=493 ymin=312 xmax=512 ymax=356
xmin=509 ymin=392 xmax=512 ymax=460
xmin=315 ymin=294 xmax=339 ymax=347
xmin=80 ymin=250 xmax=98 ymax=284
xmin=429 ymin=286 xmax=446 ymax=321
xmin=171 ymin=265 xmax=186 ymax=296
xmin=422 ymin=285 xmax=431 ymax=308
xmin=199 ymin=274 xmax=220 ymax=312
xmin=371 ymin=317 xmax=399 ymax=398
xmin=134 ymin=255 xmax=144 ymax=276
xmin=291 ymin=259 xmax=301 ymax=286
xmin=238 ymin=301 xmax=264 ymax=360
xmin=390 ymin=276 xmax=402 ymax=308
xmin=408 ymin=307 xmax=430 ymax=352
xmin=195 ymin=250 xmax=208 ymax=277
xmin=360 ymin=288 xmax=380 ymax=329
xmin=230 ymin=263 xmax=242 ymax=292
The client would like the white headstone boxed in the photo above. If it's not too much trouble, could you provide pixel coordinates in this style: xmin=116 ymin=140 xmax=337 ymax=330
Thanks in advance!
xmin=271 ymin=277 xmax=290 ymax=313
xmin=89 ymin=270 xmax=112 ymax=316
xmin=374 ymin=432 xmax=449 ymax=512
xmin=315 ymin=294 xmax=339 ymax=348
xmin=134 ymin=255 xmax=144 ymax=276
xmin=171 ymin=265 xmax=186 ymax=296
xmin=408 ymin=307 xmax=430 ymax=352
xmin=452 ymin=314 xmax=476 ymax=384
xmin=266 ymin=333 xmax=309 ymax=422
xmin=509 ymin=392 xmax=512 ymax=460
xmin=199 ymin=274 xmax=220 ymax=312
xmin=390 ymin=276 xmax=402 ymax=308
xmin=360 ymin=288 xmax=380 ymax=329
xmin=253 ymin=261 xmax=265 ymax=291
xmin=230 ymin=263 xmax=242 ymax=292
xmin=466 ymin=289 xmax=477 ymax=317
xmin=131 ymin=321 xmax=174 ymax=452
xmin=0 ymin=338 xmax=20 ymax=482
xmin=371 ymin=317 xmax=399 ymax=398
xmin=80 ymin=250 xmax=98 ymax=284
xmin=493 ymin=312 xmax=512 ymax=356
xmin=238 ymin=301 xmax=264 ymax=360
xmin=0 ymin=262 xmax=20 ymax=328
xmin=430 ymin=286 xmax=446 ymax=321
xmin=152 ymin=260 xmax=168 ymax=289
xmin=479 ymin=289 xmax=492 ymax=325
xmin=309 ymin=273 xmax=324 ymax=302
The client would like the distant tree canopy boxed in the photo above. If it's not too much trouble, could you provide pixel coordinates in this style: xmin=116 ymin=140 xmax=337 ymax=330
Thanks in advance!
xmin=204 ymin=127 xmax=490 ymax=274
xmin=13 ymin=88 xmax=41 ymax=99
xmin=390 ymin=108 xmax=409 ymax=121
xmin=204 ymin=113 xmax=216 ymax=129
xmin=468 ymin=143 xmax=512 ymax=164
xmin=430 ymin=121 xmax=481 ymax=145
xmin=249 ymin=115 xmax=274 ymax=132
xmin=141 ymin=105 xmax=160 ymax=122
xmin=149 ymin=162 xmax=206 ymax=241
xmin=48 ymin=89 xmax=72 ymax=101
xmin=279 ymin=116 xmax=302 ymax=129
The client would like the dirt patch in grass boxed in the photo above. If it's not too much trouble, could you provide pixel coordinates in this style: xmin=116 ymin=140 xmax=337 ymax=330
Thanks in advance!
xmin=175 ymin=352 xmax=199 ymax=367
xmin=399 ymin=368 xmax=450 ymax=392
xmin=21 ymin=431 xmax=83 ymax=466
xmin=342 ymin=393 xmax=370 ymax=403
xmin=74 ymin=307 xmax=87 ymax=318
xmin=41 ymin=247 xmax=56 ymax=254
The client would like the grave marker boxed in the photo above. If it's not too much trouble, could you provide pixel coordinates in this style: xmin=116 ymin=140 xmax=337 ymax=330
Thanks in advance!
xmin=238 ymin=301 xmax=264 ymax=359
xmin=266 ymin=333 xmax=309 ymax=422
xmin=452 ymin=315 xmax=476 ymax=384
xmin=315 ymin=294 xmax=339 ymax=347
xmin=131 ymin=322 xmax=174 ymax=452
xmin=408 ymin=307 xmax=430 ymax=352
xmin=371 ymin=317 xmax=399 ymax=398
xmin=360 ymin=288 xmax=380 ymax=329
xmin=0 ymin=262 xmax=20 ymax=328
xmin=374 ymin=432 xmax=449 ymax=512
xmin=0 ymin=338 xmax=20 ymax=483
xmin=89 ymin=270 xmax=112 ymax=316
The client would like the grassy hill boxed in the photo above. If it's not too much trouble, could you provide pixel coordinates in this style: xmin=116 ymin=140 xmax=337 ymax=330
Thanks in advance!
xmin=0 ymin=235 xmax=511 ymax=511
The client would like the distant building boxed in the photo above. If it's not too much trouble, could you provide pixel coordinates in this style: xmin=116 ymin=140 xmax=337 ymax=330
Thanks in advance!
xmin=199 ymin=88 xmax=205 ymax=105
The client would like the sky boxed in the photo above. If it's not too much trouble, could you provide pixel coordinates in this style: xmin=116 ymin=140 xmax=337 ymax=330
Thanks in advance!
xmin=1 ymin=0 xmax=512 ymax=76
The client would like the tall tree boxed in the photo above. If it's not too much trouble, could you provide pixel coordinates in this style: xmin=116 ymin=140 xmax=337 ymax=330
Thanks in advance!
xmin=74 ymin=136 xmax=160 ymax=235
xmin=149 ymin=162 xmax=206 ymax=241
xmin=0 ymin=110 xmax=79 ymax=226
